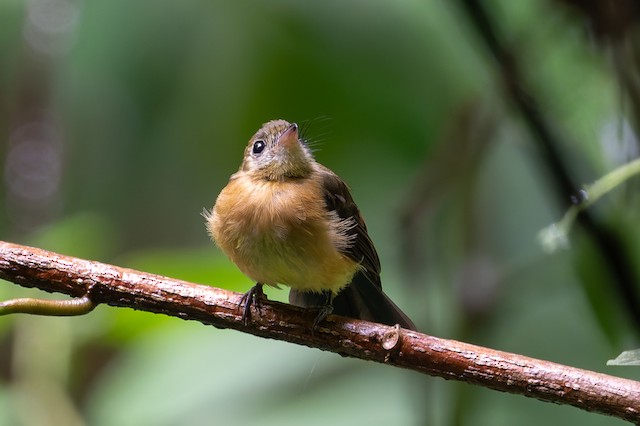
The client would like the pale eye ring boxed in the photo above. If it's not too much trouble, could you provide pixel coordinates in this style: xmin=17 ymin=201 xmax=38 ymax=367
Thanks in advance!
xmin=252 ymin=140 xmax=266 ymax=155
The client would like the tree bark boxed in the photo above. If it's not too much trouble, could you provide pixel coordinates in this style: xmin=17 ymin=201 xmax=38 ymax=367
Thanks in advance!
xmin=0 ymin=241 xmax=638 ymax=423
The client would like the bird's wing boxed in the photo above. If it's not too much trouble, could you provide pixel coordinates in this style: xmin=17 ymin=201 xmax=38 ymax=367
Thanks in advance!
xmin=317 ymin=165 xmax=382 ymax=288
xmin=289 ymin=165 xmax=417 ymax=330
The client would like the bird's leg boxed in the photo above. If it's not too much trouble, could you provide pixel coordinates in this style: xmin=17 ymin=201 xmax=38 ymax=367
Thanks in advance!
xmin=312 ymin=291 xmax=334 ymax=331
xmin=239 ymin=283 xmax=265 ymax=325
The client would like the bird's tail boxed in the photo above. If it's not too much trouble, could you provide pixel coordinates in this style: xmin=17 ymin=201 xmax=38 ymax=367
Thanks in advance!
xmin=289 ymin=272 xmax=417 ymax=331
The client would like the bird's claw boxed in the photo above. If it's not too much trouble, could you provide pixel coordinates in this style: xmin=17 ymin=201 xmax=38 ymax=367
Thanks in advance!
xmin=311 ymin=292 xmax=334 ymax=335
xmin=239 ymin=283 xmax=264 ymax=325
xmin=312 ymin=304 xmax=333 ymax=332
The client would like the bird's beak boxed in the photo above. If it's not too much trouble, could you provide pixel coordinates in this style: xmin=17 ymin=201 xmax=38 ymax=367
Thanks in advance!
xmin=278 ymin=123 xmax=299 ymax=149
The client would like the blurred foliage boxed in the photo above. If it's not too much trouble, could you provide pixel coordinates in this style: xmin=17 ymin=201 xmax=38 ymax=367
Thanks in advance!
xmin=1 ymin=0 xmax=640 ymax=425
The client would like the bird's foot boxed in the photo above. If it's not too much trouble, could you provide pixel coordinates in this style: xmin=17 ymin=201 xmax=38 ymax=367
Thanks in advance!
xmin=311 ymin=292 xmax=334 ymax=334
xmin=312 ymin=305 xmax=333 ymax=331
xmin=239 ymin=283 xmax=265 ymax=325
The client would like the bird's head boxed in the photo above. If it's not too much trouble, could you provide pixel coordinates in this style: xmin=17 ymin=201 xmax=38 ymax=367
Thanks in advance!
xmin=240 ymin=120 xmax=314 ymax=181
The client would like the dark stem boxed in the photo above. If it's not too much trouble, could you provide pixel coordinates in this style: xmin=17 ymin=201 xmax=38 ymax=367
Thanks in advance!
xmin=456 ymin=0 xmax=640 ymax=331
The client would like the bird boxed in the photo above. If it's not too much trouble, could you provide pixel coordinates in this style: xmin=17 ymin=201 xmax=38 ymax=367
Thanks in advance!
xmin=205 ymin=119 xmax=416 ymax=331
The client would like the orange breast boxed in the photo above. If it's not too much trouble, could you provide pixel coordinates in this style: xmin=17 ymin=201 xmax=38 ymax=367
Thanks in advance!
xmin=207 ymin=173 xmax=358 ymax=293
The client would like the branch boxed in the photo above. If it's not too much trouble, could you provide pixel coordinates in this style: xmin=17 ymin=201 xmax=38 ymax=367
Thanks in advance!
xmin=0 ymin=241 xmax=638 ymax=422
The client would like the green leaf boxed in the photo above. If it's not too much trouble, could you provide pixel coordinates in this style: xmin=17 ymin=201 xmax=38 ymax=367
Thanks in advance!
xmin=607 ymin=349 xmax=640 ymax=366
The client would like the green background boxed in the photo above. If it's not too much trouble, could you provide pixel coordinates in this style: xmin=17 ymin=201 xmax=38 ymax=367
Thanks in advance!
xmin=1 ymin=1 xmax=639 ymax=425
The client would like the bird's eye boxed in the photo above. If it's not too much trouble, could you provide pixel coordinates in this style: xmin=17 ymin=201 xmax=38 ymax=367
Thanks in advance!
xmin=252 ymin=140 xmax=266 ymax=155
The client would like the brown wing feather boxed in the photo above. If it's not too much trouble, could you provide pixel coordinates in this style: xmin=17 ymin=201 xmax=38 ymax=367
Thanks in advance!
xmin=289 ymin=164 xmax=417 ymax=330
xmin=317 ymin=165 xmax=382 ymax=288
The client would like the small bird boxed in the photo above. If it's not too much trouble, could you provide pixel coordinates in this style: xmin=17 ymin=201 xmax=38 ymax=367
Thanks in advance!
xmin=205 ymin=120 xmax=416 ymax=330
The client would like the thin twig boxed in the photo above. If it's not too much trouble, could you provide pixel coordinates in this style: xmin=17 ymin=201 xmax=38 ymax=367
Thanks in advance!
xmin=539 ymin=157 xmax=640 ymax=252
xmin=0 ymin=295 xmax=95 ymax=316
xmin=0 ymin=241 xmax=638 ymax=422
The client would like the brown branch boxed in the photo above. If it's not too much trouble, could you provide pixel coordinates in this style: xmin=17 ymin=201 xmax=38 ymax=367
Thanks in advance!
xmin=0 ymin=241 xmax=638 ymax=423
